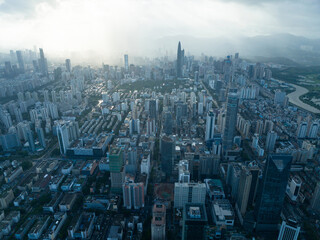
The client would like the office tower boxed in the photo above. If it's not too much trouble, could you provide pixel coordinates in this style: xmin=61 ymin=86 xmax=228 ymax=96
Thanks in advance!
xmin=254 ymin=154 xmax=292 ymax=232
xmin=56 ymin=124 xmax=69 ymax=155
xmin=55 ymin=120 xmax=79 ymax=154
xmin=124 ymin=54 xmax=129 ymax=72
xmin=123 ymin=180 xmax=144 ymax=209
xmin=182 ymin=203 xmax=208 ymax=240
xmin=160 ymin=136 xmax=175 ymax=177
xmin=199 ymin=153 xmax=220 ymax=177
xmin=174 ymin=182 xmax=206 ymax=208
xmin=4 ymin=61 xmax=13 ymax=77
xmin=176 ymin=41 xmax=184 ymax=78
xmin=163 ymin=111 xmax=173 ymax=135
xmin=236 ymin=166 xmax=252 ymax=217
xmin=223 ymin=91 xmax=239 ymax=152
xmin=10 ymin=50 xmax=16 ymax=63
xmin=36 ymin=127 xmax=46 ymax=148
xmin=308 ymin=120 xmax=319 ymax=138
xmin=286 ymin=176 xmax=302 ymax=202
xmin=26 ymin=129 xmax=35 ymax=152
xmin=178 ymin=160 xmax=190 ymax=183
xmin=149 ymin=99 xmax=157 ymax=119
xmin=310 ymin=182 xmax=320 ymax=212
xmin=277 ymin=219 xmax=300 ymax=240
xmin=205 ymin=111 xmax=215 ymax=141
xmin=146 ymin=118 xmax=156 ymax=136
xmin=65 ymin=59 xmax=71 ymax=72
xmin=109 ymin=147 xmax=124 ymax=193
xmin=194 ymin=71 xmax=199 ymax=84
xmin=16 ymin=51 xmax=25 ymax=73
xmin=32 ymin=60 xmax=39 ymax=72
xmin=265 ymin=131 xmax=277 ymax=152
xmin=297 ymin=122 xmax=308 ymax=138
xmin=247 ymin=164 xmax=260 ymax=208
xmin=151 ymin=203 xmax=166 ymax=240
xmin=226 ymin=163 xmax=241 ymax=200
xmin=39 ymin=48 xmax=48 ymax=75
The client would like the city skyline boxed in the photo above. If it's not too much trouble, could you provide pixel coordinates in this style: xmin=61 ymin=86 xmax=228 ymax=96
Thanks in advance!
xmin=0 ymin=0 xmax=320 ymax=63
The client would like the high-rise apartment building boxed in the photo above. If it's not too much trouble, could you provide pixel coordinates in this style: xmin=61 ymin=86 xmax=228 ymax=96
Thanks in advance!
xmin=265 ymin=131 xmax=277 ymax=152
xmin=205 ymin=111 xmax=215 ymax=141
xmin=65 ymin=59 xmax=71 ymax=72
xmin=16 ymin=51 xmax=25 ymax=73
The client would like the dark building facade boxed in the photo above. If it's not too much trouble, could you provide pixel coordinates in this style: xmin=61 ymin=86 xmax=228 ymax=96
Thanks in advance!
xmin=254 ymin=154 xmax=292 ymax=232
xmin=176 ymin=41 xmax=184 ymax=78
xmin=223 ymin=91 xmax=239 ymax=152
xmin=160 ymin=135 xmax=175 ymax=177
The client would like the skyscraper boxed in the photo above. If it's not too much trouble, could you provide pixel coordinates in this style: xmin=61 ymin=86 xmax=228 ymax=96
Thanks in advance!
xmin=162 ymin=111 xmax=173 ymax=135
xmin=277 ymin=219 xmax=300 ymax=240
xmin=265 ymin=131 xmax=277 ymax=152
xmin=39 ymin=48 xmax=48 ymax=76
xmin=149 ymin=99 xmax=157 ymax=119
xmin=174 ymin=182 xmax=206 ymax=208
xmin=151 ymin=203 xmax=166 ymax=240
xmin=160 ymin=135 xmax=175 ymax=177
xmin=223 ymin=91 xmax=239 ymax=152
xmin=205 ymin=111 xmax=215 ymax=141
xmin=26 ymin=129 xmax=35 ymax=152
xmin=236 ymin=166 xmax=252 ymax=217
xmin=176 ymin=41 xmax=184 ymax=78
xmin=310 ymin=181 xmax=320 ymax=212
xmin=56 ymin=124 xmax=69 ymax=155
xmin=182 ymin=203 xmax=208 ymax=240
xmin=16 ymin=51 xmax=25 ymax=73
xmin=109 ymin=147 xmax=124 ymax=193
xmin=65 ymin=59 xmax=71 ymax=72
xmin=36 ymin=127 xmax=46 ymax=148
xmin=124 ymin=54 xmax=129 ymax=72
xmin=254 ymin=154 xmax=292 ymax=232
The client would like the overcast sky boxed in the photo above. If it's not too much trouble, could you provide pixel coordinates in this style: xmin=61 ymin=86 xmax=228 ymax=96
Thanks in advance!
xmin=0 ymin=0 xmax=319 ymax=62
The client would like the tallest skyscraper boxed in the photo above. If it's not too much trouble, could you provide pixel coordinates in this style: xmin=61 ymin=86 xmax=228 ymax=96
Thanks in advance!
xmin=176 ymin=41 xmax=184 ymax=78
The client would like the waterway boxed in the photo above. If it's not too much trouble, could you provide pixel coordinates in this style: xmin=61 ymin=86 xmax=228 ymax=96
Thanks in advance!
xmin=279 ymin=81 xmax=320 ymax=114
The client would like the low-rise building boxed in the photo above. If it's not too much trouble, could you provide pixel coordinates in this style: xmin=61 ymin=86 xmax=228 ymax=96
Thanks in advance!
xmin=68 ymin=212 xmax=95 ymax=239
xmin=212 ymin=199 xmax=235 ymax=227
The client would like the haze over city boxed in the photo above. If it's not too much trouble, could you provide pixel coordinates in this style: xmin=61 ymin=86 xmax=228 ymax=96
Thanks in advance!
xmin=1 ymin=1 xmax=320 ymax=240
xmin=1 ymin=0 xmax=320 ymax=63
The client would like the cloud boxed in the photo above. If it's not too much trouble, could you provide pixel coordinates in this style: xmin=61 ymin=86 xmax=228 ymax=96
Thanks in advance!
xmin=0 ymin=0 xmax=319 ymax=62
xmin=0 ymin=0 xmax=57 ymax=16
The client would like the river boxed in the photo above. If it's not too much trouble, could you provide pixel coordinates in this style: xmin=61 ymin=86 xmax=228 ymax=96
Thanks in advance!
xmin=278 ymin=80 xmax=320 ymax=114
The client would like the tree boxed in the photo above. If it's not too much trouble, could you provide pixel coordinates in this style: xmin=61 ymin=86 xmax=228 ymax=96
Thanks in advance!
xmin=21 ymin=160 xmax=33 ymax=171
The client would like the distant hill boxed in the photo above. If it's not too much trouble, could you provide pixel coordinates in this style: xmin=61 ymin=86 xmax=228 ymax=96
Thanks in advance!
xmin=157 ymin=34 xmax=320 ymax=66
